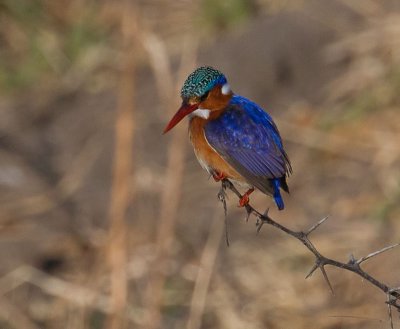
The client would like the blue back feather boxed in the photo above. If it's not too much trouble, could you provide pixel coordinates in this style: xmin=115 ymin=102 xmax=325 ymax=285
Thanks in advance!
xmin=204 ymin=95 xmax=291 ymax=209
xmin=205 ymin=95 xmax=291 ymax=179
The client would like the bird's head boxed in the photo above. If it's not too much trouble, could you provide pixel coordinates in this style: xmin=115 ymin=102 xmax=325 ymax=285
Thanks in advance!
xmin=163 ymin=66 xmax=233 ymax=133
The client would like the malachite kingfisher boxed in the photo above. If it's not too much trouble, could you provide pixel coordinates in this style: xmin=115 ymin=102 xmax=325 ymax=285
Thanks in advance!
xmin=164 ymin=66 xmax=292 ymax=210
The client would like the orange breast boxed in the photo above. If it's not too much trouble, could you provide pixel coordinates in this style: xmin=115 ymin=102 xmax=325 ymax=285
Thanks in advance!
xmin=189 ymin=116 xmax=244 ymax=181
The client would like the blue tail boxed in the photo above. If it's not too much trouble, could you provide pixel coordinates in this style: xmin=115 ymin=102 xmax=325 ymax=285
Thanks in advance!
xmin=272 ymin=178 xmax=285 ymax=210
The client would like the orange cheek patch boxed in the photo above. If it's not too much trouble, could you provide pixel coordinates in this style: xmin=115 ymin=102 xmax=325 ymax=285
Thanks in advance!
xmin=200 ymin=85 xmax=232 ymax=111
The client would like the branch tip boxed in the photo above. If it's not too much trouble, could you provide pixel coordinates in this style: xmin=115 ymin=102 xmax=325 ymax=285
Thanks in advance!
xmin=357 ymin=243 xmax=400 ymax=265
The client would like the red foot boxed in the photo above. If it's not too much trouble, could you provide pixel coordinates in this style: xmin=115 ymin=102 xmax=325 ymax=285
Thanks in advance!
xmin=212 ymin=171 xmax=226 ymax=182
xmin=238 ymin=188 xmax=255 ymax=207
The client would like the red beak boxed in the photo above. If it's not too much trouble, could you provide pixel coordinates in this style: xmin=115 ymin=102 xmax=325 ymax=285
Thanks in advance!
xmin=163 ymin=102 xmax=198 ymax=134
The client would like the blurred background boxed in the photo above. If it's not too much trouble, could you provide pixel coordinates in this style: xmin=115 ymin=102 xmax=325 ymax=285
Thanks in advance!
xmin=0 ymin=0 xmax=400 ymax=328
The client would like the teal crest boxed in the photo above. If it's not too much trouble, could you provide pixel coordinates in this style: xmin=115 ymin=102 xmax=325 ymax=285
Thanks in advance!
xmin=181 ymin=66 xmax=227 ymax=99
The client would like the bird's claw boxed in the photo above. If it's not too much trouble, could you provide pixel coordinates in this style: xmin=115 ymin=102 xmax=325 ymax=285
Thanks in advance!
xmin=213 ymin=171 xmax=226 ymax=182
xmin=238 ymin=188 xmax=254 ymax=207
xmin=238 ymin=194 xmax=250 ymax=207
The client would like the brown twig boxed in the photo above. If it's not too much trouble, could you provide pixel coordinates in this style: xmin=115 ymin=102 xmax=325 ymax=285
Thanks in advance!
xmin=106 ymin=3 xmax=138 ymax=329
xmin=220 ymin=178 xmax=400 ymax=317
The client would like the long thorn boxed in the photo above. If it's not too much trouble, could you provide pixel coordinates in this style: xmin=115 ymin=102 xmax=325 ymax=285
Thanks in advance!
xmin=305 ymin=216 xmax=329 ymax=236
xmin=357 ymin=243 xmax=400 ymax=265
xmin=256 ymin=220 xmax=264 ymax=234
xmin=245 ymin=206 xmax=252 ymax=222
xmin=256 ymin=209 xmax=269 ymax=234
xmin=320 ymin=265 xmax=334 ymax=295
xmin=305 ymin=263 xmax=319 ymax=279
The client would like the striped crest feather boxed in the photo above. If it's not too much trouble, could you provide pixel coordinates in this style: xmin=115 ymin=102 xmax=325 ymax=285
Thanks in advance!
xmin=181 ymin=66 xmax=227 ymax=99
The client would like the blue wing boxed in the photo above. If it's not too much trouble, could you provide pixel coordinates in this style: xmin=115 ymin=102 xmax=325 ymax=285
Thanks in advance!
xmin=204 ymin=95 xmax=291 ymax=197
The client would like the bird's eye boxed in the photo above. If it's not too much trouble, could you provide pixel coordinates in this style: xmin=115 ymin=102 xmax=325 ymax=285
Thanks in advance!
xmin=200 ymin=91 xmax=209 ymax=102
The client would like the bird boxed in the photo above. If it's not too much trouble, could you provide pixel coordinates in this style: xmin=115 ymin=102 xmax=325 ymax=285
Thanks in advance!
xmin=163 ymin=66 xmax=291 ymax=210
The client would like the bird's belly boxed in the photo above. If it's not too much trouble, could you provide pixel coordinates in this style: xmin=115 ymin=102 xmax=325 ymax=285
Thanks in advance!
xmin=189 ymin=117 xmax=244 ymax=182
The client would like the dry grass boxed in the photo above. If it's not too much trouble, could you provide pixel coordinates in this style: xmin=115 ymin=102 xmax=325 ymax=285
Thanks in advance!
xmin=0 ymin=1 xmax=399 ymax=329
xmin=106 ymin=2 xmax=138 ymax=329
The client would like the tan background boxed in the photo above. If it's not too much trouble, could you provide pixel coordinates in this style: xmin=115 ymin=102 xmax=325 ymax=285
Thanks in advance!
xmin=0 ymin=0 xmax=399 ymax=328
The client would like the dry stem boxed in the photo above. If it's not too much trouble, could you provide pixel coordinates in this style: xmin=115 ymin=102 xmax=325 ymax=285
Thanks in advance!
xmin=220 ymin=179 xmax=400 ymax=318
xmin=106 ymin=2 xmax=138 ymax=329
xmin=186 ymin=209 xmax=225 ymax=329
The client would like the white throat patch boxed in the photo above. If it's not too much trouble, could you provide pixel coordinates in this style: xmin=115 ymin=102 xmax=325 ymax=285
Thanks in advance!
xmin=221 ymin=83 xmax=231 ymax=95
xmin=190 ymin=108 xmax=210 ymax=119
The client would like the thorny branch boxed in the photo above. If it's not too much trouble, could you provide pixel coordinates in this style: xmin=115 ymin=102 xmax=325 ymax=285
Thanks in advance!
xmin=219 ymin=179 xmax=400 ymax=322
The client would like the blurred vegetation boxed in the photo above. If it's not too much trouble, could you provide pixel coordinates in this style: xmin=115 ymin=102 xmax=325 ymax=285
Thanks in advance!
xmin=200 ymin=0 xmax=256 ymax=31
xmin=0 ymin=1 xmax=399 ymax=329
xmin=0 ymin=0 xmax=110 ymax=93
xmin=373 ymin=178 xmax=400 ymax=222
xmin=0 ymin=0 xmax=304 ymax=95
xmin=323 ymin=66 xmax=400 ymax=128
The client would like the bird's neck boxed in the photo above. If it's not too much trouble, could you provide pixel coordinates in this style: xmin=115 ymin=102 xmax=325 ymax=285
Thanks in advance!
xmin=207 ymin=108 xmax=226 ymax=120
